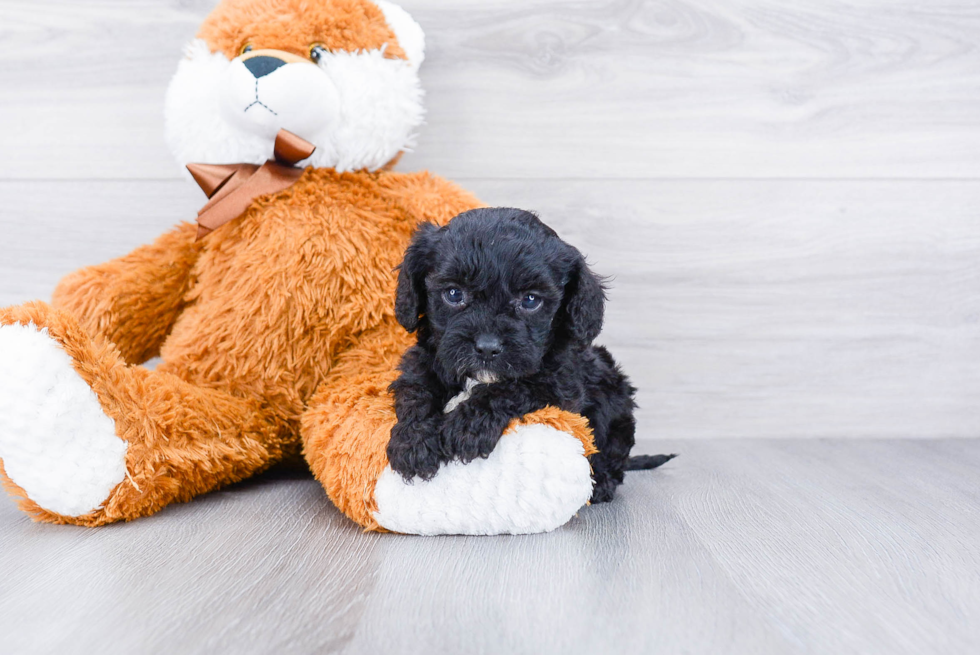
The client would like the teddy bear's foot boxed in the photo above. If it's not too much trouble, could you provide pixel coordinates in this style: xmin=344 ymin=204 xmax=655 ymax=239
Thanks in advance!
xmin=1 ymin=303 xmax=289 ymax=525
xmin=0 ymin=321 xmax=128 ymax=518
xmin=373 ymin=419 xmax=595 ymax=536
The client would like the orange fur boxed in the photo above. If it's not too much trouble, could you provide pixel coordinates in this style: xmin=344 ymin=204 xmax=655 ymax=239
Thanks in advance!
xmin=199 ymin=0 xmax=407 ymax=61
xmin=52 ymin=222 xmax=203 ymax=365
xmin=301 ymin=315 xmax=412 ymax=530
xmin=506 ymin=408 xmax=599 ymax=459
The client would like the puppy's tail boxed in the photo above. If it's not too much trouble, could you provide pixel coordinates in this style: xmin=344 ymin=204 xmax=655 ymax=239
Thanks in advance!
xmin=625 ymin=453 xmax=677 ymax=471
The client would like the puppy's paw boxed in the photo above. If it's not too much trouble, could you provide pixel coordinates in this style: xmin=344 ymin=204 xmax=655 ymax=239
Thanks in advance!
xmin=589 ymin=474 xmax=620 ymax=503
xmin=440 ymin=408 xmax=505 ymax=464
xmin=387 ymin=420 xmax=443 ymax=482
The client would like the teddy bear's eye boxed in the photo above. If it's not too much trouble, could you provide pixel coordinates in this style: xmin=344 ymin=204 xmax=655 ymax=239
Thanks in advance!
xmin=240 ymin=42 xmax=253 ymax=56
xmin=309 ymin=43 xmax=327 ymax=63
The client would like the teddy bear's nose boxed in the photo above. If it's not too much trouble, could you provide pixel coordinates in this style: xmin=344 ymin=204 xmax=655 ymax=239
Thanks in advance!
xmin=243 ymin=55 xmax=286 ymax=79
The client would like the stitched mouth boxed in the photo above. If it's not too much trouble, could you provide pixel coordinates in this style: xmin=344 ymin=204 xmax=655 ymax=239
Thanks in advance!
xmin=244 ymin=79 xmax=277 ymax=116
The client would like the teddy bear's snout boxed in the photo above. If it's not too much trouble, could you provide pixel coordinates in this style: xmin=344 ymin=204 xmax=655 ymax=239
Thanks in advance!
xmin=218 ymin=52 xmax=340 ymax=140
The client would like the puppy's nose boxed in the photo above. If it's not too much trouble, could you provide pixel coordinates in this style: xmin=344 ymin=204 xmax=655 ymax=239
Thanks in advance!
xmin=475 ymin=335 xmax=503 ymax=359
xmin=243 ymin=55 xmax=286 ymax=78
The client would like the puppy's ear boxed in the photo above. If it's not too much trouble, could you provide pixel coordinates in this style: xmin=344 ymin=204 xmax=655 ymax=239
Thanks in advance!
xmin=560 ymin=254 xmax=606 ymax=344
xmin=395 ymin=222 xmax=440 ymax=332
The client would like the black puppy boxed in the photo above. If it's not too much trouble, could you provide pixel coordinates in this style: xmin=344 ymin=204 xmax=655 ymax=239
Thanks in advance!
xmin=387 ymin=207 xmax=674 ymax=503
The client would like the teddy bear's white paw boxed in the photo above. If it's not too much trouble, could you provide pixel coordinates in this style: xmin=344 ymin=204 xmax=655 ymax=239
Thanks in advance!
xmin=0 ymin=323 xmax=127 ymax=517
xmin=373 ymin=423 xmax=594 ymax=536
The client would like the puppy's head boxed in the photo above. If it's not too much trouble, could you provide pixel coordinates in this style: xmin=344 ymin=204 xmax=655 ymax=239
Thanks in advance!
xmin=395 ymin=208 xmax=606 ymax=384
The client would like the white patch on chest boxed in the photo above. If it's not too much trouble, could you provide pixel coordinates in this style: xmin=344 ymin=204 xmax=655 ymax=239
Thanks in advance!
xmin=443 ymin=372 xmax=499 ymax=414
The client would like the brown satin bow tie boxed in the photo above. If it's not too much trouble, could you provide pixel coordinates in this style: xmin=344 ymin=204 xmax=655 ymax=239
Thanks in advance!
xmin=187 ymin=129 xmax=317 ymax=240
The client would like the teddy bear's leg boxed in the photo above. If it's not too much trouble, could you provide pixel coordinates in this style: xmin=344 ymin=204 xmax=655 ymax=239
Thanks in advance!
xmin=0 ymin=301 xmax=286 ymax=526
xmin=301 ymin=318 xmax=597 ymax=535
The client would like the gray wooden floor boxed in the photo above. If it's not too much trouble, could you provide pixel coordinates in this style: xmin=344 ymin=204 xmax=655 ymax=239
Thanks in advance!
xmin=2 ymin=1 xmax=980 ymax=653
xmin=3 ymin=439 xmax=980 ymax=654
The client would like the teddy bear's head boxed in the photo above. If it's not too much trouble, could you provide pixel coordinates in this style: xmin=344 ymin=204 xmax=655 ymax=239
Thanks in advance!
xmin=165 ymin=0 xmax=425 ymax=172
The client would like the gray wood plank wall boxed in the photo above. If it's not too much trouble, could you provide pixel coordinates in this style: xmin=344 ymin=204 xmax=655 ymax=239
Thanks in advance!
xmin=1 ymin=0 xmax=978 ymax=439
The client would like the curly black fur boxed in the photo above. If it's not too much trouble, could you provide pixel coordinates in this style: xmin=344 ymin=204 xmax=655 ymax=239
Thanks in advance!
xmin=388 ymin=207 xmax=674 ymax=503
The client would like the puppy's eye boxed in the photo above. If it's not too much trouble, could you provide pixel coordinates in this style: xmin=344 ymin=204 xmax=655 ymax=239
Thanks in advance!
xmin=520 ymin=293 xmax=543 ymax=311
xmin=309 ymin=43 xmax=327 ymax=63
xmin=442 ymin=288 xmax=465 ymax=306
xmin=240 ymin=43 xmax=253 ymax=56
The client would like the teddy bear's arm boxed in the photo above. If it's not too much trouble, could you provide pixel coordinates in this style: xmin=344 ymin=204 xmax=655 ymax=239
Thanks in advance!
xmin=301 ymin=314 xmax=599 ymax=535
xmin=301 ymin=315 xmax=412 ymax=530
xmin=51 ymin=222 xmax=204 ymax=365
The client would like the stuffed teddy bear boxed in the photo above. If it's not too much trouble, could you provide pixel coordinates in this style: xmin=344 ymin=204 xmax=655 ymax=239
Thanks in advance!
xmin=0 ymin=0 xmax=597 ymax=535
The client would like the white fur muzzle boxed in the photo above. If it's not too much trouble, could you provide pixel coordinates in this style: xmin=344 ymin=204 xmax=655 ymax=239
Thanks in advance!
xmin=219 ymin=58 xmax=340 ymax=140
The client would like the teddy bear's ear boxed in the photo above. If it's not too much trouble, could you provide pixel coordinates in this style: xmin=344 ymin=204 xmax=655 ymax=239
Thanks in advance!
xmin=375 ymin=1 xmax=425 ymax=71
xmin=395 ymin=222 xmax=440 ymax=332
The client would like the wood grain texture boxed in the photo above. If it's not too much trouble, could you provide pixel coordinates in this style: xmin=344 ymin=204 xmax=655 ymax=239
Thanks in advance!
xmin=2 ymin=440 xmax=979 ymax=654
xmin=3 ymin=179 xmax=977 ymax=438
xmin=2 ymin=0 xmax=980 ymax=179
